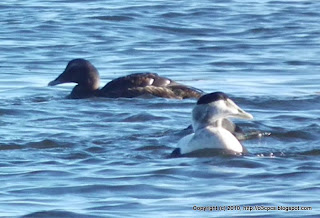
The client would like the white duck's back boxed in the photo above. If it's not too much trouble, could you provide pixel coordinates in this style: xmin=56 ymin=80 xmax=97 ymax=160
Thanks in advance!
xmin=178 ymin=126 xmax=245 ymax=155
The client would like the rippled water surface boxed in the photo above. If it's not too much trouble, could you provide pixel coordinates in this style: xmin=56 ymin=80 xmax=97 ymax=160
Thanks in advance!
xmin=1 ymin=0 xmax=320 ymax=217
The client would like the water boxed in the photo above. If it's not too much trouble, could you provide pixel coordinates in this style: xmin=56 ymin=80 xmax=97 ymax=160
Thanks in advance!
xmin=0 ymin=0 xmax=320 ymax=217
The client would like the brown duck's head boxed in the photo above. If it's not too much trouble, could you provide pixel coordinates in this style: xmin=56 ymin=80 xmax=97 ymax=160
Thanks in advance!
xmin=48 ymin=58 xmax=100 ymax=91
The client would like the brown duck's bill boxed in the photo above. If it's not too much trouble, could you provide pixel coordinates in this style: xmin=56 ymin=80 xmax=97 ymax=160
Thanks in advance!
xmin=48 ymin=79 xmax=60 ymax=86
xmin=48 ymin=77 xmax=67 ymax=86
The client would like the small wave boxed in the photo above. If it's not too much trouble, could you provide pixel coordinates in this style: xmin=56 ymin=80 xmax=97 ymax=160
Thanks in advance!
xmin=0 ymin=143 xmax=22 ymax=151
xmin=245 ymin=95 xmax=320 ymax=110
xmin=27 ymin=169 xmax=73 ymax=177
xmin=62 ymin=151 xmax=93 ymax=160
xmin=248 ymin=27 xmax=277 ymax=34
xmin=254 ymin=149 xmax=320 ymax=158
xmin=135 ymin=145 xmax=164 ymax=151
xmin=121 ymin=112 xmax=168 ymax=122
xmin=300 ymin=149 xmax=320 ymax=156
xmin=145 ymin=24 xmax=210 ymax=35
xmin=285 ymin=60 xmax=319 ymax=66
xmin=26 ymin=139 xmax=66 ymax=149
xmin=269 ymin=128 xmax=318 ymax=141
xmin=90 ymin=15 xmax=134 ymax=22
xmin=22 ymin=210 xmax=101 ymax=218
xmin=0 ymin=108 xmax=20 ymax=116
xmin=223 ymin=157 xmax=268 ymax=168
xmin=0 ymin=139 xmax=70 ymax=151
xmin=160 ymin=11 xmax=187 ymax=18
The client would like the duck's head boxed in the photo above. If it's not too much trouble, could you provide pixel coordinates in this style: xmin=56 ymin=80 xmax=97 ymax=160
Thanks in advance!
xmin=192 ymin=92 xmax=253 ymax=130
xmin=48 ymin=59 xmax=100 ymax=91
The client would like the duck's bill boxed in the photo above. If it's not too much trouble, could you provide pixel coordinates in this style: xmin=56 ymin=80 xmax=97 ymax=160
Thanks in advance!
xmin=48 ymin=73 xmax=67 ymax=86
xmin=227 ymin=99 xmax=254 ymax=120
xmin=48 ymin=79 xmax=61 ymax=86
xmin=236 ymin=108 xmax=254 ymax=120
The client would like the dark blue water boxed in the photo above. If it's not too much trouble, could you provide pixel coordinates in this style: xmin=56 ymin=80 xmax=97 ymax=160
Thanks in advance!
xmin=0 ymin=0 xmax=319 ymax=217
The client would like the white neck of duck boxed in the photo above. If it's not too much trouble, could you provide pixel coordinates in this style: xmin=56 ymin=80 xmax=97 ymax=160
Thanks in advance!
xmin=191 ymin=104 xmax=244 ymax=153
xmin=191 ymin=104 xmax=225 ymax=131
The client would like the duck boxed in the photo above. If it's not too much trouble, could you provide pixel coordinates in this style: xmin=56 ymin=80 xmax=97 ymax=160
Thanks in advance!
xmin=171 ymin=92 xmax=254 ymax=157
xmin=48 ymin=59 xmax=203 ymax=99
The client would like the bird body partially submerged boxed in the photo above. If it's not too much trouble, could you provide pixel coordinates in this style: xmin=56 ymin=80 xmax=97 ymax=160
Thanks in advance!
xmin=48 ymin=59 xmax=203 ymax=99
xmin=173 ymin=92 xmax=253 ymax=156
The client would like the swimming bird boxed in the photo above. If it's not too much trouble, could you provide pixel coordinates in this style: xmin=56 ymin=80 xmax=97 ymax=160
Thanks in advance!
xmin=171 ymin=92 xmax=253 ymax=157
xmin=48 ymin=59 xmax=203 ymax=99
